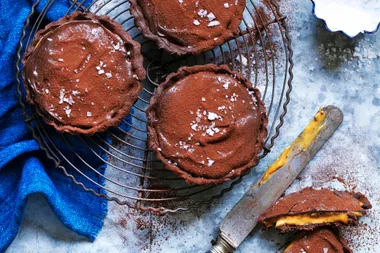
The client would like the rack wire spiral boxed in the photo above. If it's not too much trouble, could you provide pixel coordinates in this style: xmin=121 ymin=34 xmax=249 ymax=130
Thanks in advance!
xmin=15 ymin=0 xmax=293 ymax=214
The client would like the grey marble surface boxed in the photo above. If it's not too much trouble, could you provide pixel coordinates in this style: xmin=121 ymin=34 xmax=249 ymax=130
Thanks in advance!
xmin=6 ymin=0 xmax=380 ymax=252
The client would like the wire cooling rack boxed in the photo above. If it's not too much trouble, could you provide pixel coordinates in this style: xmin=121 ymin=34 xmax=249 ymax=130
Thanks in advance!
xmin=15 ymin=0 xmax=293 ymax=214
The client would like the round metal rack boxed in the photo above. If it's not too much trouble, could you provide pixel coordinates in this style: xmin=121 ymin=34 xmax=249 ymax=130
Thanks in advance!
xmin=15 ymin=0 xmax=293 ymax=214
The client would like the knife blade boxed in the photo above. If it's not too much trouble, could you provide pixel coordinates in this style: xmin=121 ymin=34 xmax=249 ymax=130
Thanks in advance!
xmin=208 ymin=105 xmax=343 ymax=253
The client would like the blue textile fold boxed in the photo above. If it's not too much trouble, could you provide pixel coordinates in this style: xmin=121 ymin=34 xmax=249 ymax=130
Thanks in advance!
xmin=0 ymin=0 xmax=109 ymax=251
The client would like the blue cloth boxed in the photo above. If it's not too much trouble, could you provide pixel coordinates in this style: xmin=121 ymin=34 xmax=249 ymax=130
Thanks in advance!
xmin=0 ymin=0 xmax=109 ymax=251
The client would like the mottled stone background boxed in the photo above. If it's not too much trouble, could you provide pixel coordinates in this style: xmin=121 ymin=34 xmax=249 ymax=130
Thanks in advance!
xmin=6 ymin=0 xmax=380 ymax=252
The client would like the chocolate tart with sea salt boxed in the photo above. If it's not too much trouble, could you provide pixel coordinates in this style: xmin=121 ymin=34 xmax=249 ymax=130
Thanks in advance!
xmin=22 ymin=12 xmax=146 ymax=135
xmin=147 ymin=64 xmax=268 ymax=185
xmin=129 ymin=0 xmax=246 ymax=55
xmin=284 ymin=228 xmax=352 ymax=253
xmin=259 ymin=188 xmax=372 ymax=233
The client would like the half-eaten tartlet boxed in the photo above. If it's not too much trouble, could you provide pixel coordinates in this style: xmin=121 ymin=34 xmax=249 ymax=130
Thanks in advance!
xmin=259 ymin=188 xmax=372 ymax=233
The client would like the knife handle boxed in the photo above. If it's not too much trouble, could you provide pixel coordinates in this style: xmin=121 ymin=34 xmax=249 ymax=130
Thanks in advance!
xmin=207 ymin=236 xmax=235 ymax=253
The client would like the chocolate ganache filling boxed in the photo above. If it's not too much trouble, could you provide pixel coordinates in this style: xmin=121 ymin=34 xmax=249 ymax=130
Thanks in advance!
xmin=129 ymin=0 xmax=246 ymax=55
xmin=22 ymin=12 xmax=145 ymax=135
xmin=147 ymin=65 xmax=268 ymax=185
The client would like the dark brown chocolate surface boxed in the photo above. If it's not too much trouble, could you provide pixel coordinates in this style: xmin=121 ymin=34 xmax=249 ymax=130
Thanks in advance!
xmin=147 ymin=64 xmax=268 ymax=185
xmin=129 ymin=0 xmax=246 ymax=55
xmin=259 ymin=188 xmax=372 ymax=232
xmin=285 ymin=228 xmax=352 ymax=253
xmin=22 ymin=12 xmax=146 ymax=135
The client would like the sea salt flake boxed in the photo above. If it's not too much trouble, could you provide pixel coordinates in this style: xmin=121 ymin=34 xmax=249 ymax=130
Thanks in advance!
xmin=208 ymin=21 xmax=220 ymax=27
xmin=191 ymin=124 xmax=198 ymax=131
xmin=193 ymin=20 xmax=201 ymax=26
xmin=230 ymin=93 xmax=238 ymax=102
xmin=207 ymin=158 xmax=215 ymax=167
xmin=87 ymin=112 xmax=92 ymax=117
xmin=59 ymin=89 xmax=65 ymax=104
xmin=58 ymin=58 xmax=64 ymax=62
xmin=223 ymin=82 xmax=229 ymax=90
xmin=85 ymin=54 xmax=91 ymax=63
xmin=98 ymin=69 xmax=105 ymax=75
xmin=207 ymin=12 xmax=216 ymax=21
xmin=202 ymin=97 xmax=206 ymax=102
xmin=206 ymin=128 xmax=215 ymax=136
xmin=208 ymin=112 xmax=220 ymax=121
xmin=64 ymin=105 xmax=71 ymax=118
xmin=105 ymin=72 xmax=113 ymax=78
xmin=63 ymin=95 xmax=75 ymax=105
xmin=198 ymin=9 xmax=207 ymax=17
xmin=224 ymin=3 xmax=229 ymax=8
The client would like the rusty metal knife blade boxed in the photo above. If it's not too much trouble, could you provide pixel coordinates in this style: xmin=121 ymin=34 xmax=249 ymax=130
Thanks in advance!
xmin=208 ymin=105 xmax=343 ymax=253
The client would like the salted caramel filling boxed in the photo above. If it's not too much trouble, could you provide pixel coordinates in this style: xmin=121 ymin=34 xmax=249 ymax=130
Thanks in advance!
xmin=264 ymin=212 xmax=363 ymax=227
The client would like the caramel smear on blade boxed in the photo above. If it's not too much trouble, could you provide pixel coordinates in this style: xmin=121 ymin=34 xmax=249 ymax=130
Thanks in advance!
xmin=258 ymin=109 xmax=327 ymax=186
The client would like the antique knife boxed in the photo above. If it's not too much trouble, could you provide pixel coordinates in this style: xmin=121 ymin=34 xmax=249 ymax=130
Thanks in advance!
xmin=208 ymin=105 xmax=344 ymax=253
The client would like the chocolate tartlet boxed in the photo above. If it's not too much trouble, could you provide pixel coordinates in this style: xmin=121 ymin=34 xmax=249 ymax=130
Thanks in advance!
xmin=259 ymin=188 xmax=372 ymax=233
xmin=22 ymin=12 xmax=146 ymax=135
xmin=129 ymin=0 xmax=246 ymax=55
xmin=147 ymin=64 xmax=268 ymax=185
xmin=284 ymin=228 xmax=352 ymax=253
